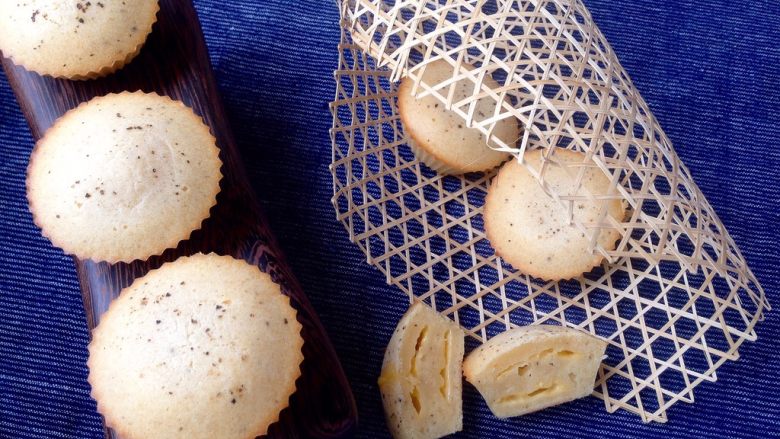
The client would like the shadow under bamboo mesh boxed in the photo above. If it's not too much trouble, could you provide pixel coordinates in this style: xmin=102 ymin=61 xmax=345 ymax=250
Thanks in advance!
xmin=329 ymin=0 xmax=769 ymax=423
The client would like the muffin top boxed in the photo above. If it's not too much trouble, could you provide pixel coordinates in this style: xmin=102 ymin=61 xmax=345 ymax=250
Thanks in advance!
xmin=27 ymin=91 xmax=222 ymax=263
xmin=0 ymin=0 xmax=159 ymax=78
xmin=484 ymin=148 xmax=625 ymax=280
xmin=88 ymin=253 xmax=304 ymax=439
xmin=398 ymin=59 xmax=517 ymax=174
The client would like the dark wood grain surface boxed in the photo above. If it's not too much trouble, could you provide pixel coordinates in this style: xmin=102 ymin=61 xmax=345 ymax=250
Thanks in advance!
xmin=1 ymin=0 xmax=357 ymax=437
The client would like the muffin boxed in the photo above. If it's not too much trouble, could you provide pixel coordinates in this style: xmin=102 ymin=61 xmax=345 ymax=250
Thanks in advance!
xmin=398 ymin=59 xmax=518 ymax=174
xmin=378 ymin=302 xmax=465 ymax=439
xmin=88 ymin=253 xmax=304 ymax=439
xmin=0 ymin=0 xmax=159 ymax=79
xmin=463 ymin=325 xmax=606 ymax=418
xmin=484 ymin=148 xmax=625 ymax=280
xmin=27 ymin=91 xmax=222 ymax=263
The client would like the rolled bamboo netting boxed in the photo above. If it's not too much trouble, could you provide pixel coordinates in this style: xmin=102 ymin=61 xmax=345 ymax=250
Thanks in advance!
xmin=329 ymin=0 xmax=769 ymax=422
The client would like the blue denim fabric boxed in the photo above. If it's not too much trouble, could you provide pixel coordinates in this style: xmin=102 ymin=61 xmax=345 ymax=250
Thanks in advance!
xmin=1 ymin=0 xmax=778 ymax=437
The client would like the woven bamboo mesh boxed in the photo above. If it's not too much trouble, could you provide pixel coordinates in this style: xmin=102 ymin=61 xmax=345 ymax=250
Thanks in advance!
xmin=329 ymin=0 xmax=769 ymax=422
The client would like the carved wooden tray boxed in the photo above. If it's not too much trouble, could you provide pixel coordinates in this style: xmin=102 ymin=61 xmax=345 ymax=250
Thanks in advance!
xmin=1 ymin=0 xmax=357 ymax=437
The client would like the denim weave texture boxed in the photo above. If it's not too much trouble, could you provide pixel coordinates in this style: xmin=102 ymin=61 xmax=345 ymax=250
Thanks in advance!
xmin=0 ymin=0 xmax=778 ymax=437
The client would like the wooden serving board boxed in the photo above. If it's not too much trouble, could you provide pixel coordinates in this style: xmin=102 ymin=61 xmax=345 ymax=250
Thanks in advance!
xmin=1 ymin=1 xmax=357 ymax=438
